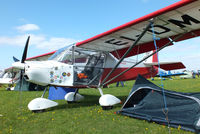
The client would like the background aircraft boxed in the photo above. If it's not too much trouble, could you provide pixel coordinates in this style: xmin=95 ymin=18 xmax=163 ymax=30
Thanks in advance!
xmin=154 ymin=70 xmax=186 ymax=80
xmin=12 ymin=0 xmax=200 ymax=112
xmin=180 ymin=70 xmax=193 ymax=79
xmin=0 ymin=71 xmax=14 ymax=89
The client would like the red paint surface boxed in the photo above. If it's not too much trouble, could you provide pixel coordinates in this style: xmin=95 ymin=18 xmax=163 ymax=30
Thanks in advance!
xmin=158 ymin=62 xmax=185 ymax=71
xmin=101 ymin=67 xmax=158 ymax=84
xmin=26 ymin=51 xmax=56 ymax=61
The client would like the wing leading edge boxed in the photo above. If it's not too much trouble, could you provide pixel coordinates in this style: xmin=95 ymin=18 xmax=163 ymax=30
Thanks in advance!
xmin=76 ymin=0 xmax=200 ymax=58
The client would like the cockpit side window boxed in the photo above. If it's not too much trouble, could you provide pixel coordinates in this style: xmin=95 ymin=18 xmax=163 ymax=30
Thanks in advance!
xmin=73 ymin=50 xmax=89 ymax=66
xmin=49 ymin=44 xmax=105 ymax=86
xmin=73 ymin=47 xmax=105 ymax=86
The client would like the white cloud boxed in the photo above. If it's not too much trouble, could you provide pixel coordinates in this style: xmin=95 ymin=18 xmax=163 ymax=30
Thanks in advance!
xmin=16 ymin=24 xmax=40 ymax=32
xmin=0 ymin=34 xmax=45 ymax=46
xmin=0 ymin=34 xmax=79 ymax=51
xmin=36 ymin=37 xmax=79 ymax=51
xmin=158 ymin=38 xmax=200 ymax=70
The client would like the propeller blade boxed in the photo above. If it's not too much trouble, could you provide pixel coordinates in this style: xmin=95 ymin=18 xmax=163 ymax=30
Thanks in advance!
xmin=13 ymin=56 xmax=20 ymax=62
xmin=19 ymin=70 xmax=23 ymax=90
xmin=21 ymin=36 xmax=30 ymax=63
xmin=11 ymin=68 xmax=14 ymax=86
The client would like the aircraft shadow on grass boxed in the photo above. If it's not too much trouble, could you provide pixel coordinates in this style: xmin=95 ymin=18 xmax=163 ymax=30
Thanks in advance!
xmin=47 ymin=94 xmax=127 ymax=111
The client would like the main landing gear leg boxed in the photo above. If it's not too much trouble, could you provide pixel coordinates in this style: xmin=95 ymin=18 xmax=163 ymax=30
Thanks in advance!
xmin=98 ymin=88 xmax=121 ymax=110
xmin=64 ymin=88 xmax=84 ymax=103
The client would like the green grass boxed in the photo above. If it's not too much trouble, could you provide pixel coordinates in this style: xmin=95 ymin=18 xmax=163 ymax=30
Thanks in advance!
xmin=0 ymin=77 xmax=200 ymax=134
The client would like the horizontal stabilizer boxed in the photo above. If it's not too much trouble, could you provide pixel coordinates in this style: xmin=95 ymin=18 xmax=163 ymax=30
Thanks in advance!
xmin=13 ymin=56 xmax=20 ymax=62
xmin=144 ymin=62 xmax=185 ymax=71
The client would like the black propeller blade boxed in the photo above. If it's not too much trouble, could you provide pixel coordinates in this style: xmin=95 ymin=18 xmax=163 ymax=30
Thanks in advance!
xmin=19 ymin=36 xmax=30 ymax=89
xmin=21 ymin=36 xmax=30 ymax=63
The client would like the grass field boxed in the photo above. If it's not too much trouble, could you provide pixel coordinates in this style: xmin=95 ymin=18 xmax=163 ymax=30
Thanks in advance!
xmin=0 ymin=77 xmax=200 ymax=134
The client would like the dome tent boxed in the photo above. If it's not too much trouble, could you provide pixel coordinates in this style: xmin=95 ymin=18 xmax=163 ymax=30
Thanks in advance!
xmin=118 ymin=75 xmax=200 ymax=133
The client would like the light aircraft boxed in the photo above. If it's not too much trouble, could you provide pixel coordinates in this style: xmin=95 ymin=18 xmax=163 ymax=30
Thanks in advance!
xmin=180 ymin=70 xmax=193 ymax=79
xmin=0 ymin=67 xmax=21 ymax=90
xmin=12 ymin=0 xmax=200 ymax=112
xmin=155 ymin=70 xmax=186 ymax=80
xmin=0 ymin=70 xmax=15 ymax=90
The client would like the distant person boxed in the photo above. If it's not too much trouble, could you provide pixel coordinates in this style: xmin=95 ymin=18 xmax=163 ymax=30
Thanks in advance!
xmin=192 ymin=71 xmax=196 ymax=79
xmin=116 ymin=81 xmax=125 ymax=87
xmin=197 ymin=70 xmax=199 ymax=78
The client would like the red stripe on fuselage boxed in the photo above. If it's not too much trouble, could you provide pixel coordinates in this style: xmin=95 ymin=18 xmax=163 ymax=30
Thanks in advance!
xmin=101 ymin=67 xmax=158 ymax=84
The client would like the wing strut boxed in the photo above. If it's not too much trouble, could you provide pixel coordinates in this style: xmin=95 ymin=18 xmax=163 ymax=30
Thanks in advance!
xmin=102 ymin=32 xmax=185 ymax=86
xmin=101 ymin=21 xmax=153 ymax=86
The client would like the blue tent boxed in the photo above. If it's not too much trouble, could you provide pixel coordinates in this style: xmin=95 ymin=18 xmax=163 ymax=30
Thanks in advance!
xmin=118 ymin=75 xmax=200 ymax=133
xmin=48 ymin=87 xmax=76 ymax=100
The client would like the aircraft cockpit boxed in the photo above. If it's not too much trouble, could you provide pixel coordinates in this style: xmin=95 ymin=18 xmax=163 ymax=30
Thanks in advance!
xmin=49 ymin=44 xmax=105 ymax=86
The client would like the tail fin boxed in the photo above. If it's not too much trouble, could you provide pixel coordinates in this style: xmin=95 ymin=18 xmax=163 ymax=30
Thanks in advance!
xmin=144 ymin=50 xmax=185 ymax=70
xmin=144 ymin=50 xmax=158 ymax=63
xmin=152 ymin=50 xmax=158 ymax=63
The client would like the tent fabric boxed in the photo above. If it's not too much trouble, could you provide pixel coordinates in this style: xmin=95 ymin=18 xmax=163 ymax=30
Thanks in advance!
xmin=48 ymin=87 xmax=75 ymax=100
xmin=118 ymin=75 xmax=200 ymax=133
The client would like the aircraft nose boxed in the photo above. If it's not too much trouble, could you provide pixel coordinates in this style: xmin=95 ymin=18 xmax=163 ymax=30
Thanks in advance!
xmin=12 ymin=62 xmax=25 ymax=70
xmin=24 ymin=65 xmax=50 ymax=86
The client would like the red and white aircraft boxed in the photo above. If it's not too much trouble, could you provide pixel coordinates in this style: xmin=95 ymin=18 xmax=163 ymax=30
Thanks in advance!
xmin=12 ymin=0 xmax=200 ymax=111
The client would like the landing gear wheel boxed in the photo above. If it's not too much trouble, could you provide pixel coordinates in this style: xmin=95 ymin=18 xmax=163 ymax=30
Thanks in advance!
xmin=101 ymin=106 xmax=113 ymax=110
xmin=32 ymin=109 xmax=45 ymax=113
xmin=67 ymin=101 xmax=76 ymax=104
xmin=6 ymin=87 xmax=11 ymax=91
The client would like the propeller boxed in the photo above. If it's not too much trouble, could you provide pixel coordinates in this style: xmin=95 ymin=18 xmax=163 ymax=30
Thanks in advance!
xmin=12 ymin=36 xmax=30 ymax=89
xmin=17 ymin=36 xmax=30 ymax=110
xmin=12 ymin=36 xmax=30 ymax=69
xmin=11 ymin=68 xmax=14 ymax=88
xmin=19 ymin=36 xmax=30 ymax=89
xmin=21 ymin=36 xmax=30 ymax=63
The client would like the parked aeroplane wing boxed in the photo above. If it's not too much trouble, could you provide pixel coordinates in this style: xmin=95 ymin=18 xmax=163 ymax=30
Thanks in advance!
xmin=144 ymin=62 xmax=185 ymax=71
xmin=76 ymin=0 xmax=200 ymax=58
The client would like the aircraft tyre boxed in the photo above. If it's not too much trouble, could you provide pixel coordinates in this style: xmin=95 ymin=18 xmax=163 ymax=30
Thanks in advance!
xmin=101 ymin=106 xmax=113 ymax=110
xmin=67 ymin=101 xmax=79 ymax=104
xmin=6 ymin=87 xmax=11 ymax=91
xmin=32 ymin=109 xmax=46 ymax=113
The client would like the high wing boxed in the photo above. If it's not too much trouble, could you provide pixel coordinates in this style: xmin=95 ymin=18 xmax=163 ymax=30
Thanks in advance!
xmin=76 ymin=0 xmax=200 ymax=58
